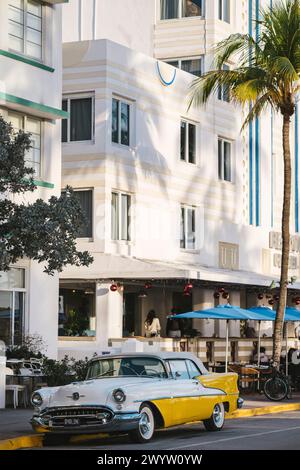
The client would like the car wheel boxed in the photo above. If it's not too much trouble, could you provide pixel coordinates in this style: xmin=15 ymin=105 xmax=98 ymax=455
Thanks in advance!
xmin=203 ymin=403 xmax=225 ymax=432
xmin=129 ymin=405 xmax=155 ymax=443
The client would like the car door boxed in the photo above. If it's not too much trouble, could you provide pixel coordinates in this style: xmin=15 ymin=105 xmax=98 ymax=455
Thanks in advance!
xmin=167 ymin=359 xmax=200 ymax=425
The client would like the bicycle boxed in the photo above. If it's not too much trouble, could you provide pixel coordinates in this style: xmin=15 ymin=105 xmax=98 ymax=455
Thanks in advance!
xmin=263 ymin=365 xmax=290 ymax=401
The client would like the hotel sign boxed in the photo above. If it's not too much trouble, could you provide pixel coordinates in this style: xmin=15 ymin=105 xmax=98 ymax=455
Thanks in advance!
xmin=269 ymin=232 xmax=300 ymax=269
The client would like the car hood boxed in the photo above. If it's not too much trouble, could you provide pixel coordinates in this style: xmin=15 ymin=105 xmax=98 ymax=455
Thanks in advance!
xmin=47 ymin=377 xmax=160 ymax=408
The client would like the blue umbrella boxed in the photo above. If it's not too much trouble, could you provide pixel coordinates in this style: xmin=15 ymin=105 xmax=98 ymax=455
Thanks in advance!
xmin=171 ymin=305 xmax=273 ymax=372
xmin=173 ymin=304 xmax=273 ymax=321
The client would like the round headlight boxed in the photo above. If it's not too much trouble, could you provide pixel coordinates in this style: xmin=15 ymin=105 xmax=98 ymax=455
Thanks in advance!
xmin=112 ymin=388 xmax=126 ymax=403
xmin=31 ymin=392 xmax=43 ymax=407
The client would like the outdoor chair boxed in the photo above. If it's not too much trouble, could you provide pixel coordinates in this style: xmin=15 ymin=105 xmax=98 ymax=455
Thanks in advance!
xmin=239 ymin=366 xmax=260 ymax=393
xmin=5 ymin=367 xmax=28 ymax=408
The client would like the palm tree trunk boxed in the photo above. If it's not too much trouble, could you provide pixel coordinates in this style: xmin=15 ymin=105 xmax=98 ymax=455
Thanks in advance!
xmin=273 ymin=113 xmax=292 ymax=368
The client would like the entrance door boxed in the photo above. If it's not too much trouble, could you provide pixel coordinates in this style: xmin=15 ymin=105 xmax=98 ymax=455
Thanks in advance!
xmin=123 ymin=293 xmax=136 ymax=337
xmin=172 ymin=292 xmax=193 ymax=335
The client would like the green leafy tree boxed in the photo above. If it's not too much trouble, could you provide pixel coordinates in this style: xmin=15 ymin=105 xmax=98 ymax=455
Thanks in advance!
xmin=189 ymin=0 xmax=300 ymax=367
xmin=0 ymin=115 xmax=93 ymax=275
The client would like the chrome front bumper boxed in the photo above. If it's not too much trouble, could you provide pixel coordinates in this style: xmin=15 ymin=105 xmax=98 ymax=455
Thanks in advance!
xmin=31 ymin=407 xmax=141 ymax=434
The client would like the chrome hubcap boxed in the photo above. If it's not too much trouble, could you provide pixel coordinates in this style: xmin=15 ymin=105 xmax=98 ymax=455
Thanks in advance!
xmin=213 ymin=404 xmax=223 ymax=425
xmin=139 ymin=410 xmax=153 ymax=439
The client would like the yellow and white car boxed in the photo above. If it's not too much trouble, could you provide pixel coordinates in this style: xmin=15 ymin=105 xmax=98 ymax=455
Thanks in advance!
xmin=31 ymin=352 xmax=242 ymax=443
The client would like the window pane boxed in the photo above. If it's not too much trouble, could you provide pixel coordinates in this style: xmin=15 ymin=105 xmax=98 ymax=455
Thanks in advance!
xmin=180 ymin=121 xmax=186 ymax=161
xmin=112 ymin=98 xmax=119 ymax=143
xmin=9 ymin=0 xmax=24 ymax=9
xmin=183 ymin=0 xmax=202 ymax=17
xmin=75 ymin=190 xmax=93 ymax=238
xmin=27 ymin=13 xmax=42 ymax=31
xmin=186 ymin=360 xmax=201 ymax=378
xmin=0 ymin=292 xmax=12 ymax=346
xmin=8 ymin=112 xmax=23 ymax=131
xmin=121 ymin=102 xmax=130 ymax=146
xmin=70 ymin=98 xmax=92 ymax=141
xmin=166 ymin=60 xmax=179 ymax=68
xmin=218 ymin=0 xmax=223 ymax=19
xmin=181 ymin=58 xmax=202 ymax=77
xmin=26 ymin=42 xmax=41 ymax=59
xmin=223 ymin=0 xmax=230 ymax=22
xmin=218 ymin=139 xmax=223 ymax=179
xmin=121 ymin=194 xmax=131 ymax=241
xmin=27 ymin=1 xmax=42 ymax=17
xmin=168 ymin=360 xmax=190 ymax=379
xmin=161 ymin=0 xmax=180 ymax=19
xmin=224 ymin=141 xmax=231 ymax=182
xmin=111 ymin=193 xmax=119 ymax=240
xmin=14 ymin=292 xmax=24 ymax=346
xmin=188 ymin=123 xmax=196 ymax=163
xmin=180 ymin=207 xmax=185 ymax=248
xmin=187 ymin=208 xmax=195 ymax=249
xmin=9 ymin=20 xmax=24 ymax=39
xmin=61 ymin=100 xmax=68 ymax=143
xmin=9 ymin=35 xmax=24 ymax=53
xmin=9 ymin=5 xmax=24 ymax=25
xmin=0 ymin=268 xmax=25 ymax=289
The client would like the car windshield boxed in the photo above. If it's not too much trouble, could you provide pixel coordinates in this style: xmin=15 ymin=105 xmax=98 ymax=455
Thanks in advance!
xmin=86 ymin=357 xmax=168 ymax=379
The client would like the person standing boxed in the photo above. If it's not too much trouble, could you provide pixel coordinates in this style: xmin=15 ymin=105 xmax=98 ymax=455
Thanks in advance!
xmin=144 ymin=310 xmax=161 ymax=338
xmin=166 ymin=307 xmax=181 ymax=338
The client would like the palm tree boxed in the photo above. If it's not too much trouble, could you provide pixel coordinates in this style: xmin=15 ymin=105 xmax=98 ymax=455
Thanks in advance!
xmin=189 ymin=0 xmax=300 ymax=367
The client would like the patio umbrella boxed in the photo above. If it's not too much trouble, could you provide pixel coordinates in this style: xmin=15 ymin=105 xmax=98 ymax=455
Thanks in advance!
xmin=248 ymin=306 xmax=300 ymax=373
xmin=172 ymin=305 xmax=272 ymax=372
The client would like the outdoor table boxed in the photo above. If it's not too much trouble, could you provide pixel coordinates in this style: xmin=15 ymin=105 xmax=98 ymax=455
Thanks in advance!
xmin=10 ymin=374 xmax=48 ymax=402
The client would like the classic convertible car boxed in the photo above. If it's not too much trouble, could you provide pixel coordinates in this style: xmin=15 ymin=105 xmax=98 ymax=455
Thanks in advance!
xmin=31 ymin=352 xmax=243 ymax=442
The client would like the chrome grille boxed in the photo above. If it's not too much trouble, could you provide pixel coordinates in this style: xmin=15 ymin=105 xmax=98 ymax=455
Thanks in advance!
xmin=41 ymin=407 xmax=114 ymax=426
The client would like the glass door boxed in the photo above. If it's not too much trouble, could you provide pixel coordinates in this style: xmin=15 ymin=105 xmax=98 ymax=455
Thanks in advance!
xmin=0 ymin=291 xmax=24 ymax=346
xmin=0 ymin=291 xmax=13 ymax=345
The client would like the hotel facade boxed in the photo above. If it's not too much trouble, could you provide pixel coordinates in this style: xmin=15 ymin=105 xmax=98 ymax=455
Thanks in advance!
xmin=1 ymin=0 xmax=300 ymax=362
xmin=57 ymin=0 xmax=300 ymax=362
xmin=0 ymin=0 xmax=67 ymax=358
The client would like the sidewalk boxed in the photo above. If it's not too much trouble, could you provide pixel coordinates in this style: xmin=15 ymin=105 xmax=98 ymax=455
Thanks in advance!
xmin=0 ymin=395 xmax=300 ymax=449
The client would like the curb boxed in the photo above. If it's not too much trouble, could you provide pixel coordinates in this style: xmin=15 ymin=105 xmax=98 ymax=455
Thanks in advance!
xmin=227 ymin=402 xmax=300 ymax=419
xmin=0 ymin=434 xmax=43 ymax=451
xmin=1 ymin=403 xmax=300 ymax=450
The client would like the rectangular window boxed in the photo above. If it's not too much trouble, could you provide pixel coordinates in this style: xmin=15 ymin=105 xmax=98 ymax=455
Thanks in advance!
xmin=180 ymin=120 xmax=196 ymax=164
xmin=62 ymin=94 xmax=94 ymax=143
xmin=74 ymin=190 xmax=93 ymax=238
xmin=218 ymin=64 xmax=230 ymax=102
xmin=219 ymin=0 xmax=230 ymax=23
xmin=0 ymin=268 xmax=25 ymax=346
xmin=160 ymin=0 xmax=203 ymax=20
xmin=111 ymin=192 xmax=131 ymax=241
xmin=180 ymin=205 xmax=196 ymax=250
xmin=112 ymin=98 xmax=130 ymax=146
xmin=166 ymin=57 xmax=203 ymax=77
xmin=58 ymin=287 xmax=96 ymax=338
xmin=218 ymin=138 xmax=232 ymax=182
xmin=8 ymin=111 xmax=41 ymax=177
xmin=9 ymin=0 xmax=42 ymax=60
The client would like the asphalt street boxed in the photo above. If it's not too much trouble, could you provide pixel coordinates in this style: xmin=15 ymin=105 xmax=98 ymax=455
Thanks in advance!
xmin=39 ymin=411 xmax=300 ymax=450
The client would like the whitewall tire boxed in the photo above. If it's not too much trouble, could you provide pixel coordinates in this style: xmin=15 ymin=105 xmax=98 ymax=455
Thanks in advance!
xmin=203 ymin=403 xmax=225 ymax=432
xmin=129 ymin=405 xmax=155 ymax=443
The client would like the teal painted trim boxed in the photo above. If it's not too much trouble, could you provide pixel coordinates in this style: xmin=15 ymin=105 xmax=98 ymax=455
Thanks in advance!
xmin=255 ymin=0 xmax=260 ymax=227
xmin=0 ymin=92 xmax=69 ymax=119
xmin=33 ymin=180 xmax=55 ymax=189
xmin=0 ymin=50 xmax=54 ymax=73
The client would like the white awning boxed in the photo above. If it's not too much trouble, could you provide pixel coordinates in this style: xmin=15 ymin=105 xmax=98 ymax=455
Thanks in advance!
xmin=58 ymin=253 xmax=300 ymax=289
